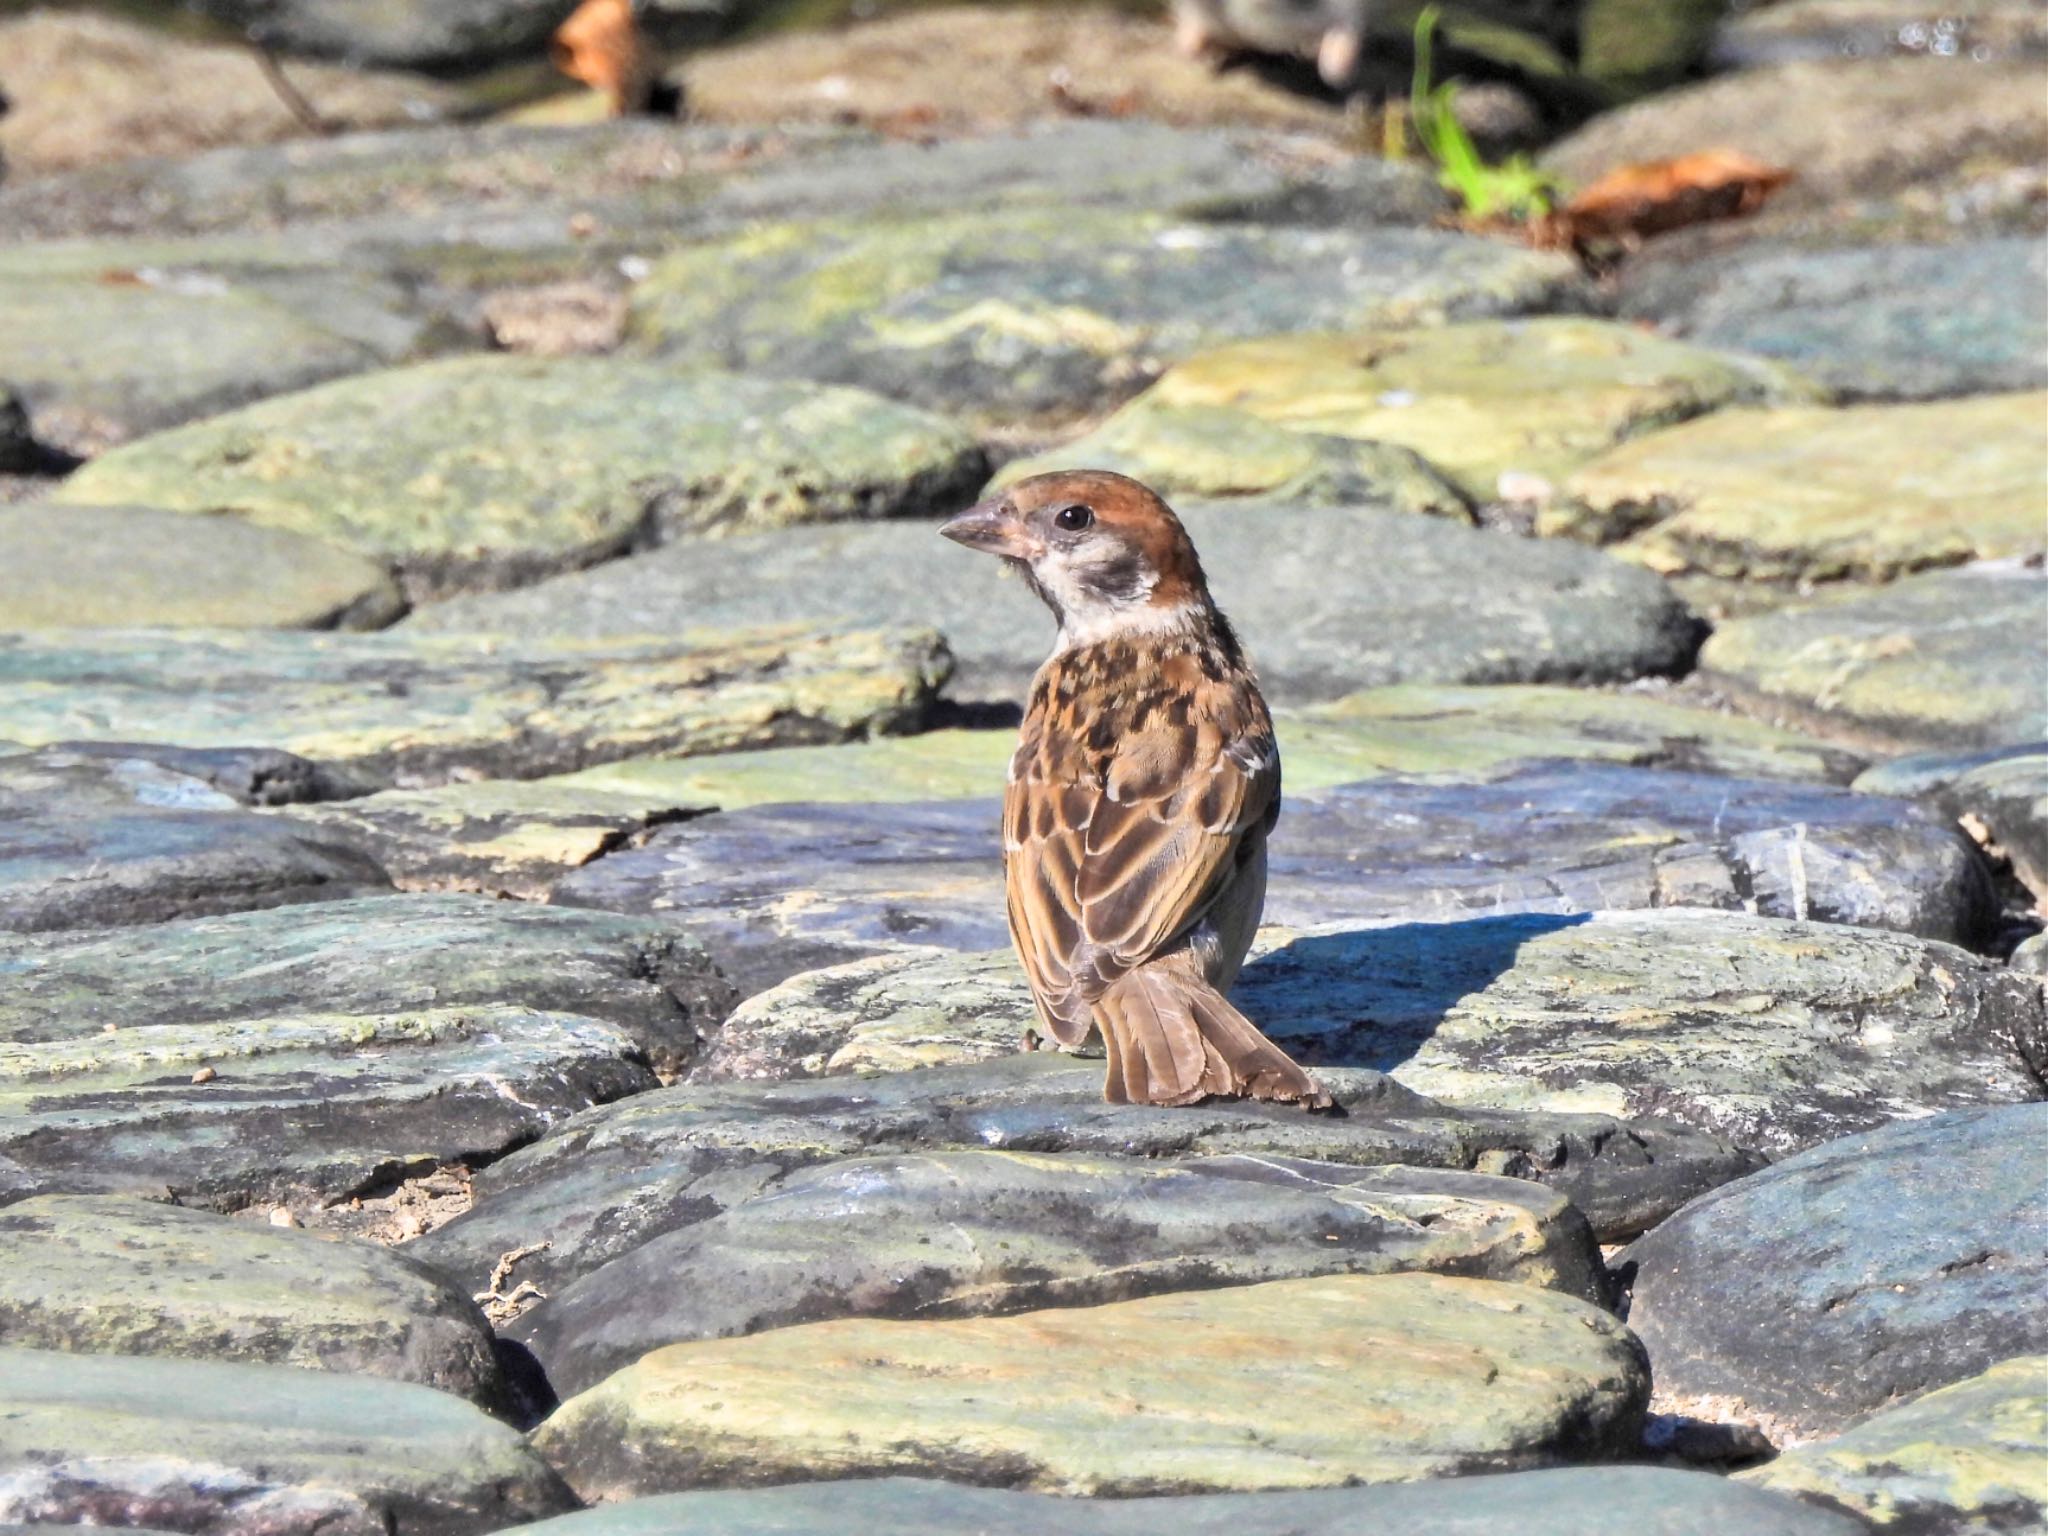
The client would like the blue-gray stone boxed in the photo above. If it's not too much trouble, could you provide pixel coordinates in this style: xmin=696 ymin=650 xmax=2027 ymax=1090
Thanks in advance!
xmin=1621 ymin=237 xmax=2048 ymax=401
xmin=411 ymin=504 xmax=1700 ymax=707
xmin=1621 ymin=1103 xmax=2048 ymax=1433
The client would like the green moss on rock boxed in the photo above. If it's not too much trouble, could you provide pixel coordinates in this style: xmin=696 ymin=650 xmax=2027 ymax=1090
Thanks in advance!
xmin=534 ymin=1274 xmax=1648 ymax=1498
xmin=1559 ymin=393 xmax=2048 ymax=584
xmin=57 ymin=356 xmax=987 ymax=599
xmin=1131 ymin=318 xmax=1818 ymax=501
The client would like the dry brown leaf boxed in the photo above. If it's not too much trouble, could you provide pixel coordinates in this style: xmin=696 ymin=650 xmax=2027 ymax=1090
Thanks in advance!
xmin=552 ymin=0 xmax=653 ymax=116
xmin=1536 ymin=149 xmax=1794 ymax=258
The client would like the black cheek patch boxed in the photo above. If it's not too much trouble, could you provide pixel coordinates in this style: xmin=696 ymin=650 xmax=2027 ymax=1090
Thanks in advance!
xmin=1081 ymin=547 xmax=1153 ymax=606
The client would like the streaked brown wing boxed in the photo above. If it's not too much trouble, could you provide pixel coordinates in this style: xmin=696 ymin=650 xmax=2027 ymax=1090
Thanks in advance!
xmin=1004 ymin=769 xmax=1094 ymax=1043
xmin=1004 ymin=681 xmax=1277 ymax=1043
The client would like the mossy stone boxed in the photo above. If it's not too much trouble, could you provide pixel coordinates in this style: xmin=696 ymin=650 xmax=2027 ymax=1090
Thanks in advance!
xmin=1131 ymin=318 xmax=1816 ymax=501
xmin=57 ymin=356 xmax=986 ymax=599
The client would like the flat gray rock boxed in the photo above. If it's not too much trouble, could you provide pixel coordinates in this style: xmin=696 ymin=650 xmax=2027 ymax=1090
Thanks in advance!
xmin=1623 ymin=1104 xmax=2048 ymax=1434
xmin=0 ymin=502 xmax=403 ymax=630
xmin=704 ymin=908 xmax=2042 ymax=1156
xmin=516 ymin=1150 xmax=1611 ymax=1399
xmin=285 ymin=688 xmax=1870 ymax=904
xmin=1700 ymin=562 xmax=2048 ymax=751
xmin=0 ymin=625 xmax=948 ymax=788
xmin=0 ymin=242 xmax=427 ymax=453
xmin=492 ymin=1468 xmax=1865 ymax=1536
xmin=629 ymin=210 xmax=1587 ymax=428
xmin=0 ymin=893 xmax=734 ymax=1215
xmin=0 ymin=742 xmax=392 ymax=933
xmin=414 ymin=504 xmax=1702 ymax=705
xmin=552 ymin=762 xmax=1997 ymax=997
xmin=1619 ymin=237 xmax=2048 ymax=401
xmin=1857 ymin=744 xmax=2048 ymax=903
xmin=409 ymin=1053 xmax=1765 ymax=1302
xmin=0 ymin=1346 xmax=573 ymax=1536
xmin=0 ymin=1195 xmax=511 ymax=1411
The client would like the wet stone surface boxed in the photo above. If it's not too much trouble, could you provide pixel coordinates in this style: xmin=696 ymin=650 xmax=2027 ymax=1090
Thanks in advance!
xmin=552 ymin=762 xmax=1998 ymax=996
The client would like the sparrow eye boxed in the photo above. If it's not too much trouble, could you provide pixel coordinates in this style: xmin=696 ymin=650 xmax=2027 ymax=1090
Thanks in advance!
xmin=1053 ymin=504 xmax=1094 ymax=532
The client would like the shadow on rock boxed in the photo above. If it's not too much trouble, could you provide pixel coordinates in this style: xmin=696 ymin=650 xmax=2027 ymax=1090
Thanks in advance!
xmin=1240 ymin=911 xmax=1592 ymax=1071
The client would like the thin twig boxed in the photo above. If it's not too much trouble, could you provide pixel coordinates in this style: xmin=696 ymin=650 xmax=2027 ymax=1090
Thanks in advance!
xmin=250 ymin=42 xmax=332 ymax=136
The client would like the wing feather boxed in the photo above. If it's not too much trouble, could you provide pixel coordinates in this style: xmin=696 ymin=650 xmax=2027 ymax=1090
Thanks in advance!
xmin=1003 ymin=634 xmax=1278 ymax=1044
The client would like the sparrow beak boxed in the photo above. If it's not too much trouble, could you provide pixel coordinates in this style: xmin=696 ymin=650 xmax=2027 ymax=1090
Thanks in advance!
xmin=939 ymin=498 xmax=1036 ymax=560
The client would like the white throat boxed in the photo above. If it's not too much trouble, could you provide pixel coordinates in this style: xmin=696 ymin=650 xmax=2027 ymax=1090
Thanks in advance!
xmin=1054 ymin=599 xmax=1204 ymax=653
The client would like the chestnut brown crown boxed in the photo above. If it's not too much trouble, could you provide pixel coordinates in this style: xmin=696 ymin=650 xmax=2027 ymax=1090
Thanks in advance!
xmin=939 ymin=471 xmax=1211 ymax=631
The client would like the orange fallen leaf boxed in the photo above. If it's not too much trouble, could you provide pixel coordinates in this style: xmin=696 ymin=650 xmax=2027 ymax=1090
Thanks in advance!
xmin=552 ymin=0 xmax=653 ymax=116
xmin=1535 ymin=149 xmax=1794 ymax=257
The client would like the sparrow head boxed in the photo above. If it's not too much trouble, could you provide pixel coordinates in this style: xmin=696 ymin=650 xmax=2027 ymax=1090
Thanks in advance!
xmin=939 ymin=470 xmax=1211 ymax=642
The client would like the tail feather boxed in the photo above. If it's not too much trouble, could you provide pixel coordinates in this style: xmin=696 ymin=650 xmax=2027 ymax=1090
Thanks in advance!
xmin=1092 ymin=959 xmax=1328 ymax=1109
